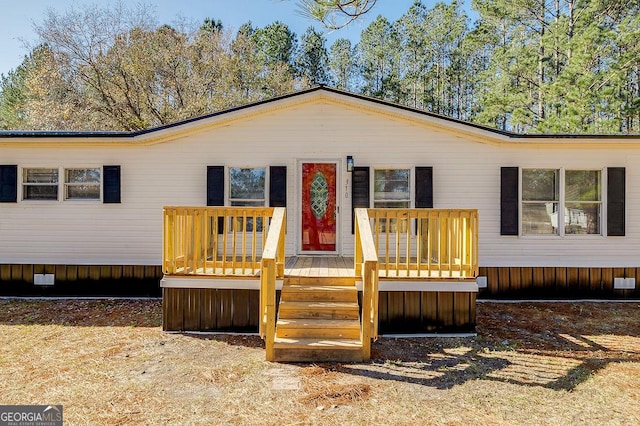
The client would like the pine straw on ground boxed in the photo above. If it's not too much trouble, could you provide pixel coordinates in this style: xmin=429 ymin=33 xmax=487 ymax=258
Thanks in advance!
xmin=1 ymin=299 xmax=640 ymax=425
xmin=298 ymin=365 xmax=371 ymax=407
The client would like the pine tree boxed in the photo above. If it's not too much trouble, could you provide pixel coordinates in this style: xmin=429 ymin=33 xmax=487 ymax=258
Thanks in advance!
xmin=296 ymin=26 xmax=330 ymax=87
xmin=396 ymin=1 xmax=428 ymax=108
xmin=357 ymin=15 xmax=403 ymax=102
xmin=328 ymin=38 xmax=356 ymax=91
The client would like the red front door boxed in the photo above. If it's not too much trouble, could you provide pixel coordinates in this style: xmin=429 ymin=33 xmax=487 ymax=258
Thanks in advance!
xmin=301 ymin=162 xmax=337 ymax=252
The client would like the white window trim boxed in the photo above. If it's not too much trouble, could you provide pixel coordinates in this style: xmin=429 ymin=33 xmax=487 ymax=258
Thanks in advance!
xmin=227 ymin=166 xmax=269 ymax=207
xmin=225 ymin=166 xmax=270 ymax=235
xmin=371 ymin=167 xmax=412 ymax=208
xmin=63 ymin=167 xmax=102 ymax=201
xmin=519 ymin=167 xmax=606 ymax=237
xmin=20 ymin=166 xmax=60 ymax=202
xmin=370 ymin=166 xmax=413 ymax=234
xmin=19 ymin=166 xmax=103 ymax=203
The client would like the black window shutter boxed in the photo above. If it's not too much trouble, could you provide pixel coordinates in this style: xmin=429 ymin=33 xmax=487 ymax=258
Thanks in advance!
xmin=0 ymin=165 xmax=18 ymax=203
xmin=269 ymin=166 xmax=287 ymax=207
xmin=607 ymin=167 xmax=625 ymax=236
xmin=207 ymin=166 xmax=225 ymax=234
xmin=501 ymin=167 xmax=519 ymax=236
xmin=207 ymin=166 xmax=225 ymax=206
xmin=352 ymin=166 xmax=370 ymax=234
xmin=415 ymin=166 xmax=433 ymax=208
xmin=103 ymin=165 xmax=121 ymax=204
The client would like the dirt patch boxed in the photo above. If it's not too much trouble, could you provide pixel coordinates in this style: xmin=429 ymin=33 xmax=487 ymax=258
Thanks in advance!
xmin=1 ymin=299 xmax=640 ymax=425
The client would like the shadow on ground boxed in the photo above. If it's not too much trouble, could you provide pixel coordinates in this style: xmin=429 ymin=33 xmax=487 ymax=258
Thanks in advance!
xmin=332 ymin=302 xmax=640 ymax=391
xmin=2 ymin=299 xmax=640 ymax=392
xmin=0 ymin=299 xmax=162 ymax=327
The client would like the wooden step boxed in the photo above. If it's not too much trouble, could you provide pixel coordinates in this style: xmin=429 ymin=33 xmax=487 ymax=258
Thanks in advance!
xmin=273 ymin=337 xmax=364 ymax=362
xmin=280 ymin=285 xmax=358 ymax=302
xmin=278 ymin=300 xmax=360 ymax=320
xmin=271 ymin=275 xmax=363 ymax=362
xmin=276 ymin=318 xmax=361 ymax=339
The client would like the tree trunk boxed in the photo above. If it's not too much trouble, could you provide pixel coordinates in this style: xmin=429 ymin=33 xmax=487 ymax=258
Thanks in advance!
xmin=567 ymin=0 xmax=575 ymax=61
xmin=537 ymin=0 xmax=546 ymax=122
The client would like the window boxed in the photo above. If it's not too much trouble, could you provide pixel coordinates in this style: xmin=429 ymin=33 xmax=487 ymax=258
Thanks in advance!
xmin=22 ymin=167 xmax=103 ymax=202
xmin=522 ymin=169 xmax=559 ymax=235
xmin=522 ymin=168 xmax=601 ymax=235
xmin=22 ymin=168 xmax=59 ymax=200
xmin=229 ymin=167 xmax=266 ymax=206
xmin=229 ymin=167 xmax=266 ymax=231
xmin=374 ymin=168 xmax=410 ymax=232
xmin=373 ymin=169 xmax=410 ymax=208
xmin=65 ymin=168 xmax=101 ymax=200
xmin=565 ymin=170 xmax=601 ymax=234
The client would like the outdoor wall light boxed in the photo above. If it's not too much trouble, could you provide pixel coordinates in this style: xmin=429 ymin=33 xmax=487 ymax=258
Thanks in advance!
xmin=346 ymin=156 xmax=354 ymax=172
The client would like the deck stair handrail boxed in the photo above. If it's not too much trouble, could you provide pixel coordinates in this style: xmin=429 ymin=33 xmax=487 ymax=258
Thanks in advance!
xmin=366 ymin=208 xmax=479 ymax=279
xmin=354 ymin=208 xmax=379 ymax=359
xmin=259 ymin=207 xmax=286 ymax=361
xmin=163 ymin=206 xmax=280 ymax=277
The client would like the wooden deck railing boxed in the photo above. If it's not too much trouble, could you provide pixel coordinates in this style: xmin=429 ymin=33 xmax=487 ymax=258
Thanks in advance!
xmin=163 ymin=206 xmax=281 ymax=276
xmin=259 ymin=208 xmax=286 ymax=361
xmin=366 ymin=208 xmax=479 ymax=279
xmin=354 ymin=208 xmax=379 ymax=361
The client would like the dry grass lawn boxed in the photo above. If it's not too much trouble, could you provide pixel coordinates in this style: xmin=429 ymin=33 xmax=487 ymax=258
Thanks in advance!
xmin=1 ymin=299 xmax=639 ymax=425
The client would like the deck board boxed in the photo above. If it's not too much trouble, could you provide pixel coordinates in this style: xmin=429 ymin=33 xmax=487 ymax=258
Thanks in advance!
xmin=173 ymin=256 xmax=472 ymax=279
xmin=284 ymin=256 xmax=470 ymax=279
xmin=285 ymin=256 xmax=355 ymax=278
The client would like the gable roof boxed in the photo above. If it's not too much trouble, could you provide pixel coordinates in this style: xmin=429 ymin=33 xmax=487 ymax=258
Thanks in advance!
xmin=1 ymin=86 xmax=639 ymax=145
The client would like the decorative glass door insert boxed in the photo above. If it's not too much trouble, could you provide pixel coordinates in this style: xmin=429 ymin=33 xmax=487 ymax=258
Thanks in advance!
xmin=301 ymin=162 xmax=337 ymax=252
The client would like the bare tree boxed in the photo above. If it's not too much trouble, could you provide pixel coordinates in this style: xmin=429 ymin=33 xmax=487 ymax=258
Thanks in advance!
xmin=24 ymin=2 xmax=298 ymax=130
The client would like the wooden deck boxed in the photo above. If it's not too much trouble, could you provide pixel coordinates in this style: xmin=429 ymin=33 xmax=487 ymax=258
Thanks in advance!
xmin=162 ymin=253 xmax=479 ymax=342
xmin=285 ymin=256 xmax=355 ymax=277
xmin=166 ymin=256 xmax=350 ymax=277
xmin=164 ymin=207 xmax=478 ymax=281
xmin=285 ymin=256 xmax=472 ymax=280
xmin=163 ymin=207 xmax=479 ymax=361
xmin=170 ymin=255 xmax=474 ymax=280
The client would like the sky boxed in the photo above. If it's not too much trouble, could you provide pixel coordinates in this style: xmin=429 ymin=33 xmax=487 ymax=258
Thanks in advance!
xmin=0 ymin=0 xmax=435 ymax=77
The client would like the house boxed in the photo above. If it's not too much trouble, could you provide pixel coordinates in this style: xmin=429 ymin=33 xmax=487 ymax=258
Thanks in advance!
xmin=1 ymin=86 xmax=638 ymax=359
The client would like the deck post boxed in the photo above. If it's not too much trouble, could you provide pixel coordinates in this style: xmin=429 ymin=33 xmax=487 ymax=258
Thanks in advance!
xmin=473 ymin=210 xmax=479 ymax=277
xmin=277 ymin=210 xmax=286 ymax=277
xmin=163 ymin=208 xmax=172 ymax=274
xmin=355 ymin=215 xmax=363 ymax=277
xmin=263 ymin=258 xmax=276 ymax=361
xmin=362 ymin=261 xmax=371 ymax=360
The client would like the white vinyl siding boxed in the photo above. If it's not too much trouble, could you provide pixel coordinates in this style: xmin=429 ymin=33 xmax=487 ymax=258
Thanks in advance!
xmin=0 ymin=95 xmax=637 ymax=268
